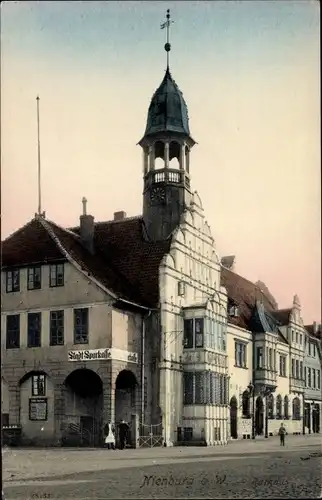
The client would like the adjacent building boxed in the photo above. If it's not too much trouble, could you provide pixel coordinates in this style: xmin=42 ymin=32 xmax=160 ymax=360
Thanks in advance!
xmin=303 ymin=323 xmax=321 ymax=434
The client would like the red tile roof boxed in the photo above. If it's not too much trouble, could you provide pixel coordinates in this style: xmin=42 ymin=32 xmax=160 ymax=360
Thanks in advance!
xmin=220 ymin=267 xmax=278 ymax=329
xmin=2 ymin=216 xmax=171 ymax=309
xmin=305 ymin=324 xmax=322 ymax=340
xmin=271 ymin=308 xmax=292 ymax=326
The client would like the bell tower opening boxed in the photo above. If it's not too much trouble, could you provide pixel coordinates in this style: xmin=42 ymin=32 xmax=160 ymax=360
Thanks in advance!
xmin=138 ymin=9 xmax=196 ymax=242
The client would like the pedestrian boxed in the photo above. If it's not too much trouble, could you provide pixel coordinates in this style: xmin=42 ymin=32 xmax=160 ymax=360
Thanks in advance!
xmin=278 ymin=423 xmax=286 ymax=446
xmin=118 ymin=419 xmax=129 ymax=450
xmin=104 ymin=422 xmax=115 ymax=450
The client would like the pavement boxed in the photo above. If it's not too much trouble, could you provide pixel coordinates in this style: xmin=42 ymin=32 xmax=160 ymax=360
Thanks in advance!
xmin=2 ymin=435 xmax=322 ymax=499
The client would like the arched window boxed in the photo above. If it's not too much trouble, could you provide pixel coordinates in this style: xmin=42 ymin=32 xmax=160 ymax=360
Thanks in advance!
xmin=284 ymin=396 xmax=289 ymax=419
xmin=276 ymin=395 xmax=282 ymax=419
xmin=242 ymin=390 xmax=250 ymax=418
xmin=267 ymin=393 xmax=274 ymax=419
xmin=292 ymin=397 xmax=301 ymax=420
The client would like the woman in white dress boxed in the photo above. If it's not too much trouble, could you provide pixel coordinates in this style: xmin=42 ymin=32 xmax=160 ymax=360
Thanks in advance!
xmin=104 ymin=422 xmax=115 ymax=450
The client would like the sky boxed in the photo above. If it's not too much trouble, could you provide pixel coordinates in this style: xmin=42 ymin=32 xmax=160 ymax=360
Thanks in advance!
xmin=1 ymin=0 xmax=320 ymax=323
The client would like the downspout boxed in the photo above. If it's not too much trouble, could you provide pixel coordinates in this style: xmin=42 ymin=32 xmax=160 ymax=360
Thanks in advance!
xmin=141 ymin=311 xmax=152 ymax=430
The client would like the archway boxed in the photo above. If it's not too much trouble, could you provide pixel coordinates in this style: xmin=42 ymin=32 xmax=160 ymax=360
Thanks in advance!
xmin=276 ymin=395 xmax=282 ymax=419
xmin=115 ymin=370 xmax=138 ymax=447
xmin=255 ymin=396 xmax=264 ymax=435
xmin=292 ymin=397 xmax=301 ymax=420
xmin=229 ymin=396 xmax=238 ymax=439
xmin=63 ymin=369 xmax=103 ymax=447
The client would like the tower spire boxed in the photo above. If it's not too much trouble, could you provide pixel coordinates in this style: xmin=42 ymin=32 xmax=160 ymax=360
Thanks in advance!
xmin=161 ymin=9 xmax=174 ymax=70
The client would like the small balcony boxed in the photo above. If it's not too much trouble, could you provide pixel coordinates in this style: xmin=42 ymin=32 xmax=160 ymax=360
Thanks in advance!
xmin=290 ymin=377 xmax=305 ymax=393
xmin=254 ymin=368 xmax=277 ymax=387
xmin=145 ymin=168 xmax=190 ymax=188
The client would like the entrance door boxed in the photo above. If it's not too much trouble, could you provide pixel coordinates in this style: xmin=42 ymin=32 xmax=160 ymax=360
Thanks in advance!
xmin=230 ymin=396 xmax=238 ymax=439
xmin=255 ymin=396 xmax=264 ymax=435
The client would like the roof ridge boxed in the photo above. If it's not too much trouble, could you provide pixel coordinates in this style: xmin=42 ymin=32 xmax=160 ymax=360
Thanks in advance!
xmin=1 ymin=216 xmax=37 ymax=243
xmin=68 ymin=215 xmax=142 ymax=232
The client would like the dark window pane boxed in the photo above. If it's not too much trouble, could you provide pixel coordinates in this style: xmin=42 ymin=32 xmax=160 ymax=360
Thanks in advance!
xmin=6 ymin=315 xmax=20 ymax=348
xmin=183 ymin=319 xmax=193 ymax=349
xmin=32 ymin=374 xmax=46 ymax=396
xmin=195 ymin=318 xmax=204 ymax=348
xmin=50 ymin=263 xmax=64 ymax=287
xmin=27 ymin=313 xmax=41 ymax=347
xmin=195 ymin=371 xmax=204 ymax=404
xmin=50 ymin=310 xmax=64 ymax=345
xmin=27 ymin=266 xmax=42 ymax=290
xmin=74 ymin=308 xmax=89 ymax=344
xmin=183 ymin=372 xmax=193 ymax=405
xmin=6 ymin=270 xmax=20 ymax=293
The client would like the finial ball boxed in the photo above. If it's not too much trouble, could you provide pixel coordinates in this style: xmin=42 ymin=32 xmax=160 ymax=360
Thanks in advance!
xmin=164 ymin=42 xmax=171 ymax=52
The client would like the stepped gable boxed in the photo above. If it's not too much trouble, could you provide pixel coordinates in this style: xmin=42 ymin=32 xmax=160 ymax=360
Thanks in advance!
xmin=2 ymin=216 xmax=171 ymax=308
xmin=221 ymin=267 xmax=277 ymax=330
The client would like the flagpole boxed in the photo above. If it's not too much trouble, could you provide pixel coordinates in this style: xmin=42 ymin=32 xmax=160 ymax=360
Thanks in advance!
xmin=36 ymin=96 xmax=42 ymax=215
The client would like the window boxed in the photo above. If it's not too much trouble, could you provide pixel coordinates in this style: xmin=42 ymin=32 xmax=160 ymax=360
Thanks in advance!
xmin=299 ymin=334 xmax=302 ymax=345
xmin=27 ymin=312 xmax=41 ymax=347
xmin=242 ymin=390 xmax=250 ymax=418
xmin=268 ymin=348 xmax=273 ymax=370
xmin=184 ymin=371 xmax=222 ymax=405
xmin=256 ymin=347 xmax=263 ymax=369
xmin=6 ymin=269 xmax=20 ymax=293
xmin=299 ymin=361 xmax=303 ymax=380
xmin=183 ymin=318 xmax=204 ymax=349
xmin=49 ymin=263 xmax=64 ymax=287
xmin=6 ymin=315 xmax=20 ymax=348
xmin=177 ymin=281 xmax=185 ymax=297
xmin=50 ymin=310 xmax=64 ymax=346
xmin=183 ymin=427 xmax=193 ymax=441
xmin=312 ymin=368 xmax=316 ymax=389
xmin=295 ymin=332 xmax=298 ymax=343
xmin=235 ymin=341 xmax=247 ymax=368
xmin=304 ymin=367 xmax=307 ymax=386
xmin=317 ymin=370 xmax=321 ymax=390
xmin=195 ymin=318 xmax=204 ymax=348
xmin=292 ymin=330 xmax=294 ymax=342
xmin=32 ymin=374 xmax=46 ymax=396
xmin=284 ymin=396 xmax=289 ymax=419
xmin=183 ymin=372 xmax=193 ymax=405
xmin=292 ymin=397 xmax=301 ymax=420
xmin=276 ymin=395 xmax=282 ymax=419
xmin=195 ymin=371 xmax=204 ymax=404
xmin=267 ymin=394 xmax=274 ymax=419
xmin=308 ymin=342 xmax=312 ymax=356
xmin=308 ymin=368 xmax=312 ymax=388
xmin=291 ymin=359 xmax=295 ymax=377
xmin=27 ymin=266 xmax=41 ymax=290
xmin=295 ymin=360 xmax=299 ymax=379
xmin=279 ymin=355 xmax=286 ymax=377
xmin=74 ymin=308 xmax=89 ymax=344
xmin=183 ymin=319 xmax=193 ymax=349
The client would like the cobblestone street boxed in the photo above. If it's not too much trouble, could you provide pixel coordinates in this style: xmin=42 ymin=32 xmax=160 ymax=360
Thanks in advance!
xmin=3 ymin=436 xmax=322 ymax=499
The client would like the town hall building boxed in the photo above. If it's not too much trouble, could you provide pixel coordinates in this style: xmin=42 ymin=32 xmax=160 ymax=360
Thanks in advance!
xmin=1 ymin=10 xmax=321 ymax=447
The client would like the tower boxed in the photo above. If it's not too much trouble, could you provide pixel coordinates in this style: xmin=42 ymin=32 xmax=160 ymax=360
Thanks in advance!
xmin=139 ymin=9 xmax=196 ymax=241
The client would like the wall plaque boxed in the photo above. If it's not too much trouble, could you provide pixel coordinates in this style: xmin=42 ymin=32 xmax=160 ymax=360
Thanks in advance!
xmin=29 ymin=398 xmax=48 ymax=421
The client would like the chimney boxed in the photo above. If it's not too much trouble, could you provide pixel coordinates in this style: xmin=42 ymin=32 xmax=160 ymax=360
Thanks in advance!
xmin=114 ymin=210 xmax=126 ymax=221
xmin=313 ymin=321 xmax=317 ymax=334
xmin=80 ymin=197 xmax=94 ymax=253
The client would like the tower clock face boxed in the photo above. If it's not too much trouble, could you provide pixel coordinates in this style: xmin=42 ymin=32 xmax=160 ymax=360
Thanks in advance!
xmin=150 ymin=186 xmax=166 ymax=203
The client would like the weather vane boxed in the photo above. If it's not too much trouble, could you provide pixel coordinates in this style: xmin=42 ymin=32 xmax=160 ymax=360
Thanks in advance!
xmin=160 ymin=9 xmax=174 ymax=70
